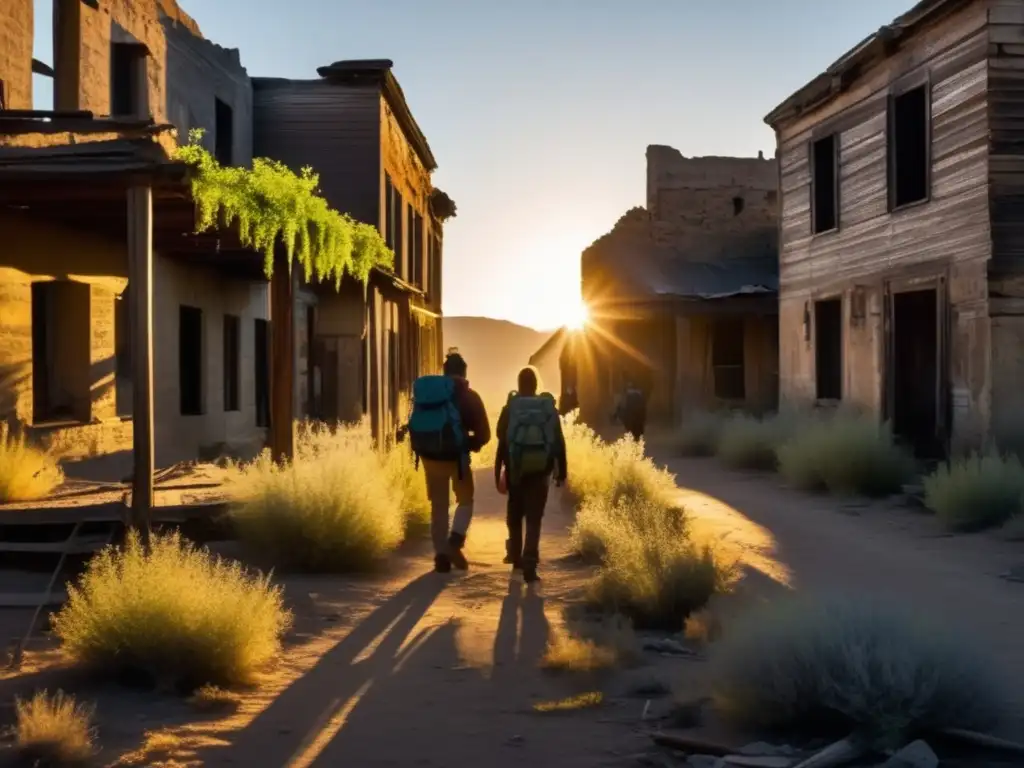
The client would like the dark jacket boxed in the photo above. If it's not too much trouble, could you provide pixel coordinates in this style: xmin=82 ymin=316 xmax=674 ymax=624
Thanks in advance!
xmin=494 ymin=398 xmax=568 ymax=486
xmin=452 ymin=376 xmax=491 ymax=453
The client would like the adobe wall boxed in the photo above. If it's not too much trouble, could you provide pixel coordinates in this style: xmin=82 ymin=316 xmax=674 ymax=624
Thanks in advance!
xmin=0 ymin=0 xmax=33 ymax=109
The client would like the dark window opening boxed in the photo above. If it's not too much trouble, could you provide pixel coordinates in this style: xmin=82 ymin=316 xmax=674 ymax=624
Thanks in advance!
xmin=306 ymin=305 xmax=318 ymax=418
xmin=384 ymin=175 xmax=395 ymax=250
xmin=31 ymin=281 xmax=91 ymax=424
xmin=811 ymin=133 xmax=838 ymax=233
xmin=179 ymin=305 xmax=204 ymax=415
xmin=712 ymin=319 xmax=745 ymax=400
xmin=815 ymin=298 xmax=843 ymax=400
xmin=115 ymin=283 xmax=132 ymax=417
xmin=0 ymin=79 xmax=7 ymax=110
xmin=732 ymin=196 xmax=745 ymax=216
xmin=890 ymin=85 xmax=929 ymax=208
xmin=223 ymin=314 xmax=240 ymax=412
xmin=395 ymin=193 xmax=406 ymax=279
xmin=254 ymin=318 xmax=270 ymax=428
xmin=214 ymin=97 xmax=234 ymax=166
xmin=411 ymin=211 xmax=424 ymax=289
xmin=361 ymin=334 xmax=369 ymax=416
xmin=111 ymin=41 xmax=146 ymax=117
xmin=766 ymin=189 xmax=778 ymax=206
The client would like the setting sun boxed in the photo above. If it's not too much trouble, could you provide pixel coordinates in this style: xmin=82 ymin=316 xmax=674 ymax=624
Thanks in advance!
xmin=564 ymin=299 xmax=591 ymax=330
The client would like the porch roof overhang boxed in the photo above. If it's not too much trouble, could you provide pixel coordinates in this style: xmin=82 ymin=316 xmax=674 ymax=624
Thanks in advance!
xmin=0 ymin=135 xmax=267 ymax=280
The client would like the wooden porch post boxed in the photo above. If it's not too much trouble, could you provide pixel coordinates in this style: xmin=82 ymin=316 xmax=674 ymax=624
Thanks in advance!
xmin=269 ymin=252 xmax=295 ymax=462
xmin=127 ymin=184 xmax=154 ymax=545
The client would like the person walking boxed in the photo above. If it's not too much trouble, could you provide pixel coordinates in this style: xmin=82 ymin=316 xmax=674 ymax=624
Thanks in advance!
xmin=494 ymin=366 xmax=567 ymax=583
xmin=406 ymin=350 xmax=491 ymax=573
xmin=613 ymin=379 xmax=647 ymax=442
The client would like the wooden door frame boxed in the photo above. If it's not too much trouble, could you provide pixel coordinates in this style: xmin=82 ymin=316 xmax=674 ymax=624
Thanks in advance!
xmin=882 ymin=269 xmax=950 ymax=455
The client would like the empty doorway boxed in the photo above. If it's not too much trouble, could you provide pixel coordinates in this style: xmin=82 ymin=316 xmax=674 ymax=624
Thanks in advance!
xmin=890 ymin=288 xmax=941 ymax=457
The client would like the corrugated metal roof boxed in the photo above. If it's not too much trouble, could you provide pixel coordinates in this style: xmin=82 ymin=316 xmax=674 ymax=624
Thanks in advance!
xmin=585 ymin=229 xmax=778 ymax=302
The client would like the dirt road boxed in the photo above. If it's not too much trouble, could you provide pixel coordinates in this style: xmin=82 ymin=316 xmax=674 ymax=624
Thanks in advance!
xmin=662 ymin=455 xmax=1024 ymax=737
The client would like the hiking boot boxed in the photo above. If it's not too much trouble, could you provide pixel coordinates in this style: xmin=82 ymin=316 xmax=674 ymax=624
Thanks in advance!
xmin=434 ymin=554 xmax=451 ymax=573
xmin=448 ymin=532 xmax=469 ymax=571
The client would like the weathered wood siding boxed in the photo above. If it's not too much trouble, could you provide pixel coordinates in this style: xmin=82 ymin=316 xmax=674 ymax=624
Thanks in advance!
xmin=776 ymin=0 xmax=992 ymax=446
xmin=252 ymin=78 xmax=381 ymax=226
xmin=987 ymin=0 xmax=1024 ymax=430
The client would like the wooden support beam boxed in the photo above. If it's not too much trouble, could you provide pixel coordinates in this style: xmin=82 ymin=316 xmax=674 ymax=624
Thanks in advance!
xmin=269 ymin=253 xmax=295 ymax=462
xmin=127 ymin=185 xmax=154 ymax=545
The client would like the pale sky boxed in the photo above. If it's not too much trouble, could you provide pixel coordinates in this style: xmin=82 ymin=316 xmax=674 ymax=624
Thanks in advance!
xmin=35 ymin=0 xmax=911 ymax=330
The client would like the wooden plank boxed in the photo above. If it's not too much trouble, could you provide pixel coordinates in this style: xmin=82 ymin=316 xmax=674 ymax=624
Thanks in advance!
xmin=0 ymin=535 xmax=113 ymax=554
xmin=0 ymin=500 xmax=228 ymax=526
xmin=128 ymin=185 xmax=154 ymax=544
xmin=0 ymin=592 xmax=69 ymax=608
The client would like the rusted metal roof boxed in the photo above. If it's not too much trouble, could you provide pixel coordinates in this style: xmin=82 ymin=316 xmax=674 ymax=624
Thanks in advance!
xmin=584 ymin=229 xmax=778 ymax=304
xmin=764 ymin=0 xmax=971 ymax=128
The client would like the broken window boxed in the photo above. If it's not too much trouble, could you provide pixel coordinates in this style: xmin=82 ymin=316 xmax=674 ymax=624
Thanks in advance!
xmin=814 ymin=298 xmax=843 ymax=400
xmin=179 ymin=305 xmax=204 ymax=415
xmin=889 ymin=85 xmax=929 ymax=208
xmin=214 ymin=97 xmax=234 ymax=166
xmin=223 ymin=314 xmax=240 ymax=412
xmin=811 ymin=133 xmax=838 ymax=233
xmin=254 ymin=318 xmax=270 ymax=428
xmin=31 ymin=281 xmax=91 ymax=424
xmin=110 ymin=41 xmax=147 ymax=118
xmin=712 ymin=318 xmax=745 ymax=400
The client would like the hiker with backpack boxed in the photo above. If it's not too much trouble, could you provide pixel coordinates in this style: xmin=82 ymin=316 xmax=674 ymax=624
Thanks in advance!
xmin=405 ymin=351 xmax=491 ymax=574
xmin=494 ymin=366 xmax=568 ymax=583
xmin=613 ymin=379 xmax=647 ymax=442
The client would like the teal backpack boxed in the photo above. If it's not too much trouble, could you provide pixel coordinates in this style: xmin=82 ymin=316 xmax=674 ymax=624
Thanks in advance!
xmin=407 ymin=375 xmax=466 ymax=461
xmin=505 ymin=391 xmax=559 ymax=483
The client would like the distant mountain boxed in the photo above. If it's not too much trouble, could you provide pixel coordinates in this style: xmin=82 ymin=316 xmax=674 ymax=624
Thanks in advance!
xmin=442 ymin=316 xmax=561 ymax=412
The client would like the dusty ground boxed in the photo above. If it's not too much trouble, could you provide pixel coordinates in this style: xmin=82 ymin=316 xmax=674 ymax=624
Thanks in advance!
xmin=3 ymin=452 xmax=1024 ymax=766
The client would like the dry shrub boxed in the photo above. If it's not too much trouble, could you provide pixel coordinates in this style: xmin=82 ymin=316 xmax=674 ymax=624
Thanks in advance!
xmin=580 ymin=497 xmax=737 ymax=631
xmin=924 ymin=452 xmax=1024 ymax=531
xmin=52 ymin=531 xmax=290 ymax=691
xmin=675 ymin=410 xmax=725 ymax=457
xmin=712 ymin=595 xmax=1003 ymax=747
xmin=226 ymin=422 xmax=408 ymax=572
xmin=715 ymin=413 xmax=783 ymax=471
xmin=188 ymin=684 xmax=243 ymax=713
xmin=384 ymin=440 xmax=431 ymax=535
xmin=543 ymin=615 xmax=641 ymax=673
xmin=562 ymin=413 xmax=676 ymax=509
xmin=0 ymin=422 xmax=64 ymax=503
xmin=13 ymin=690 xmax=95 ymax=766
xmin=776 ymin=410 xmax=914 ymax=496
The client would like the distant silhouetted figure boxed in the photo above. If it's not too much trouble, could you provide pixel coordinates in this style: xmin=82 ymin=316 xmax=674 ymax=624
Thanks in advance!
xmin=494 ymin=366 xmax=567 ymax=583
xmin=406 ymin=351 xmax=491 ymax=573
xmin=613 ymin=379 xmax=647 ymax=442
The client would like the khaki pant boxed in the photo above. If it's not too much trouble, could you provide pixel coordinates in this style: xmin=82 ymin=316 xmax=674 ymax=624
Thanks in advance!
xmin=422 ymin=458 xmax=474 ymax=555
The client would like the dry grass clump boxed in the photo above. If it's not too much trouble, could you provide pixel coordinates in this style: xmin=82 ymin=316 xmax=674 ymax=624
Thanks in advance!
xmin=776 ymin=410 xmax=914 ymax=497
xmin=542 ymin=615 xmax=641 ymax=673
xmin=52 ymin=531 xmax=290 ymax=691
xmin=226 ymin=422 xmax=408 ymax=572
xmin=187 ymin=684 xmax=243 ymax=713
xmin=0 ymin=421 xmax=64 ymax=503
xmin=675 ymin=410 xmax=725 ymax=457
xmin=715 ymin=413 xmax=784 ymax=471
xmin=712 ymin=595 xmax=1003 ymax=747
xmin=923 ymin=452 xmax=1024 ymax=531
xmin=578 ymin=497 xmax=737 ymax=630
xmin=562 ymin=413 xmax=676 ymax=509
xmin=12 ymin=690 xmax=95 ymax=766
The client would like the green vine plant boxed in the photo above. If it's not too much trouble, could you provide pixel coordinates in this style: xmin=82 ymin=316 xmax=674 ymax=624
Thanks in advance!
xmin=174 ymin=129 xmax=393 ymax=286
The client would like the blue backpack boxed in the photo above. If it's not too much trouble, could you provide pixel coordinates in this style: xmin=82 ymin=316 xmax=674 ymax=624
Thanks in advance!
xmin=407 ymin=375 xmax=466 ymax=461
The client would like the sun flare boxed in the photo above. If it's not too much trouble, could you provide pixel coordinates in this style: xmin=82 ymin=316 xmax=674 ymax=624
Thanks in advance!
xmin=564 ymin=299 xmax=591 ymax=330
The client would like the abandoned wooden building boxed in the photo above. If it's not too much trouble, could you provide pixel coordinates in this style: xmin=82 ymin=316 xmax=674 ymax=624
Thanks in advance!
xmin=765 ymin=0 xmax=1024 ymax=457
xmin=0 ymin=0 xmax=269 ymax=480
xmin=252 ymin=59 xmax=454 ymax=441
xmin=534 ymin=145 xmax=779 ymax=427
